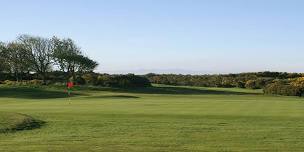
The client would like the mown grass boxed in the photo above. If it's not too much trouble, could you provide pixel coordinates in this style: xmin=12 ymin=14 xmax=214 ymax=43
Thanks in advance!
xmin=0 ymin=84 xmax=304 ymax=151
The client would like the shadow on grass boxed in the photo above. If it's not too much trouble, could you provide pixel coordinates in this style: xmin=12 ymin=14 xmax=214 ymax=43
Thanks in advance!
xmin=85 ymin=95 xmax=140 ymax=99
xmin=0 ymin=85 xmax=260 ymax=99
xmin=85 ymin=86 xmax=260 ymax=95
xmin=0 ymin=87 xmax=81 ymax=99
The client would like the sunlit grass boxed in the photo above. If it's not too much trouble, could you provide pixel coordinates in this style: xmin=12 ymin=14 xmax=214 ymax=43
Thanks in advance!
xmin=0 ymin=85 xmax=304 ymax=151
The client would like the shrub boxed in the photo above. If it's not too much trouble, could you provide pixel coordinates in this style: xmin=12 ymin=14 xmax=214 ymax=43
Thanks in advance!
xmin=236 ymin=81 xmax=245 ymax=88
xmin=96 ymin=74 xmax=151 ymax=88
xmin=290 ymin=77 xmax=304 ymax=89
xmin=96 ymin=75 xmax=112 ymax=86
xmin=245 ymin=80 xmax=258 ymax=89
xmin=75 ymin=76 xmax=86 ymax=85
xmin=264 ymin=82 xmax=303 ymax=96
xmin=220 ymin=78 xmax=234 ymax=88
xmin=2 ymin=80 xmax=43 ymax=86
xmin=3 ymin=80 xmax=16 ymax=85
xmin=82 ymin=73 xmax=98 ymax=85
xmin=28 ymin=79 xmax=43 ymax=86
xmin=245 ymin=78 xmax=272 ymax=89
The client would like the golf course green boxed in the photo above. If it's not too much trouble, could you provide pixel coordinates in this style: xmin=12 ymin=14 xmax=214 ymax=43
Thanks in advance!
xmin=1 ymin=84 xmax=304 ymax=151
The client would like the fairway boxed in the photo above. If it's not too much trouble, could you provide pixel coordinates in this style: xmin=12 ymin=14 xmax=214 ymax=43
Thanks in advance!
xmin=1 ymin=85 xmax=304 ymax=151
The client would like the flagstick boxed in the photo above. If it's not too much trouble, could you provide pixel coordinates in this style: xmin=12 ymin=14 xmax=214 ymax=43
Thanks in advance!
xmin=67 ymin=82 xmax=74 ymax=104
xmin=68 ymin=89 xmax=71 ymax=104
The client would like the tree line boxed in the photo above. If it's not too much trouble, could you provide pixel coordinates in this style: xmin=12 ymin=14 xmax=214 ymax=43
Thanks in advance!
xmin=1 ymin=35 xmax=304 ymax=96
xmin=145 ymin=72 xmax=301 ymax=88
xmin=145 ymin=72 xmax=304 ymax=96
xmin=0 ymin=35 xmax=98 ymax=83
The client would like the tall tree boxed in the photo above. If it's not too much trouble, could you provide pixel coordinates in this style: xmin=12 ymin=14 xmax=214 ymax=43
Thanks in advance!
xmin=77 ymin=55 xmax=98 ymax=73
xmin=4 ymin=42 xmax=32 ymax=81
xmin=52 ymin=37 xmax=81 ymax=80
xmin=52 ymin=37 xmax=98 ymax=81
xmin=0 ymin=42 xmax=9 ymax=73
xmin=18 ymin=35 xmax=54 ymax=83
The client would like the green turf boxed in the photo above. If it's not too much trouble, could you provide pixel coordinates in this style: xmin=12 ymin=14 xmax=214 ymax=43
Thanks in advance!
xmin=0 ymin=112 xmax=43 ymax=133
xmin=0 ymin=84 xmax=304 ymax=151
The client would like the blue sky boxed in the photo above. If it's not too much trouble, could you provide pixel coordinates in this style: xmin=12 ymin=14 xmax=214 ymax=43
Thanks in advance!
xmin=1 ymin=0 xmax=304 ymax=74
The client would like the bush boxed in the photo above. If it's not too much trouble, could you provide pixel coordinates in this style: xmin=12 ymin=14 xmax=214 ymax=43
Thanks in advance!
xmin=245 ymin=80 xmax=258 ymax=89
xmin=291 ymin=77 xmax=304 ymax=89
xmin=236 ymin=81 xmax=245 ymax=88
xmin=74 ymin=76 xmax=86 ymax=85
xmin=96 ymin=75 xmax=112 ymax=86
xmin=96 ymin=74 xmax=151 ymax=88
xmin=263 ymin=82 xmax=303 ymax=96
xmin=245 ymin=78 xmax=272 ymax=89
xmin=82 ymin=73 xmax=98 ymax=85
xmin=28 ymin=79 xmax=43 ymax=85
xmin=2 ymin=80 xmax=43 ymax=86
xmin=3 ymin=80 xmax=16 ymax=85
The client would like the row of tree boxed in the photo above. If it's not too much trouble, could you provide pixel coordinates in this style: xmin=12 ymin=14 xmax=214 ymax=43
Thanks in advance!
xmin=1 ymin=37 xmax=304 ymax=96
xmin=0 ymin=35 xmax=98 ymax=83
xmin=84 ymin=73 xmax=151 ymax=87
xmin=145 ymin=72 xmax=304 ymax=96
xmin=1 ymin=72 xmax=152 ymax=88
xmin=263 ymin=77 xmax=304 ymax=96
xmin=145 ymin=72 xmax=303 ymax=89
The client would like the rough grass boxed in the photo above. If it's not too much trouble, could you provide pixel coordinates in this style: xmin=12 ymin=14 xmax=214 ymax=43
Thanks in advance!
xmin=0 ymin=112 xmax=44 ymax=133
xmin=0 ymin=84 xmax=304 ymax=151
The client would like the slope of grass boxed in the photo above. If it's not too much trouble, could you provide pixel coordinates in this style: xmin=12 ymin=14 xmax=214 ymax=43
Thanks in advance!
xmin=0 ymin=85 xmax=304 ymax=151
xmin=0 ymin=112 xmax=44 ymax=133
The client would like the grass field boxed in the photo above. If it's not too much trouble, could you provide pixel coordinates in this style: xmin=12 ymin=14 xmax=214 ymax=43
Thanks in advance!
xmin=1 ymin=84 xmax=304 ymax=151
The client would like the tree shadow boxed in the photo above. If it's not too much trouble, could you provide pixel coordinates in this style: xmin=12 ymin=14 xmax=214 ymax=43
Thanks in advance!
xmin=85 ymin=95 xmax=140 ymax=99
xmin=0 ymin=85 xmax=260 ymax=99
xmin=0 ymin=87 xmax=80 ymax=99
xmin=87 ymin=86 xmax=261 ymax=95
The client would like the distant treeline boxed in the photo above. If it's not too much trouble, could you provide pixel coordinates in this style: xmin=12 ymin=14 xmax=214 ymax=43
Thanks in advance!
xmin=145 ymin=72 xmax=304 ymax=97
xmin=1 ymin=70 xmax=304 ymax=96
xmin=145 ymin=72 xmax=302 ymax=88
xmin=0 ymin=72 xmax=151 ymax=88
xmin=2 ymin=71 xmax=304 ymax=96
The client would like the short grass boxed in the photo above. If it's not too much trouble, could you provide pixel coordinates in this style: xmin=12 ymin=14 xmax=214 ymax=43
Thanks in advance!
xmin=1 ymin=84 xmax=304 ymax=151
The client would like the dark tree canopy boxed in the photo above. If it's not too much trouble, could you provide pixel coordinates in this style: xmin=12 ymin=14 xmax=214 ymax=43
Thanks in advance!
xmin=0 ymin=35 xmax=98 ymax=84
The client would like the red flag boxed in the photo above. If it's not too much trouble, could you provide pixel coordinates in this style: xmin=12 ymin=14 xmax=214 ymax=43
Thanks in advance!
xmin=67 ymin=82 xmax=74 ymax=88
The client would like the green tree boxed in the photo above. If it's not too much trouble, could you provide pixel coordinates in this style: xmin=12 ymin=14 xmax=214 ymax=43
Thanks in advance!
xmin=5 ymin=42 xmax=32 ymax=81
xmin=52 ymin=37 xmax=98 ymax=81
xmin=18 ymin=35 xmax=54 ymax=84
xmin=0 ymin=42 xmax=9 ymax=73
